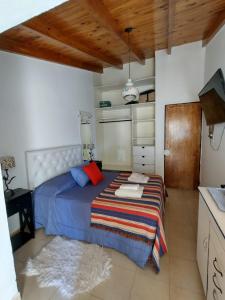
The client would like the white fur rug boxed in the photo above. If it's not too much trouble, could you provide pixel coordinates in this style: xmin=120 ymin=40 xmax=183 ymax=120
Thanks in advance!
xmin=22 ymin=236 xmax=112 ymax=298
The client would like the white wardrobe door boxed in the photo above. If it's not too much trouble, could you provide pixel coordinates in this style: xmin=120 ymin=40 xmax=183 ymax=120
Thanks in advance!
xmin=102 ymin=121 xmax=131 ymax=167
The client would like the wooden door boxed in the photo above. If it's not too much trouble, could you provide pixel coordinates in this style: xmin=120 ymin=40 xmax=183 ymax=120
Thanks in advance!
xmin=164 ymin=102 xmax=201 ymax=189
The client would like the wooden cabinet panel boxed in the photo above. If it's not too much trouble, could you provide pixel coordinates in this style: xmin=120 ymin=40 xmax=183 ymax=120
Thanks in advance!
xmin=207 ymin=228 xmax=225 ymax=300
xmin=197 ymin=195 xmax=210 ymax=295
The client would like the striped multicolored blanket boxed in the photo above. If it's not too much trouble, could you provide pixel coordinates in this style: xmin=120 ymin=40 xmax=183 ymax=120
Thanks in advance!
xmin=91 ymin=172 xmax=167 ymax=271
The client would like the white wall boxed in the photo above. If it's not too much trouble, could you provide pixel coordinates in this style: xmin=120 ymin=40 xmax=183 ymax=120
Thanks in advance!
xmin=0 ymin=51 xmax=96 ymax=232
xmin=155 ymin=42 xmax=205 ymax=178
xmin=0 ymin=168 xmax=18 ymax=300
xmin=201 ymin=25 xmax=225 ymax=186
xmin=0 ymin=0 xmax=68 ymax=33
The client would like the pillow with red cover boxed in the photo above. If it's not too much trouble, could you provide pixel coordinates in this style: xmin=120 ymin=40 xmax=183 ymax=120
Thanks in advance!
xmin=83 ymin=161 xmax=104 ymax=185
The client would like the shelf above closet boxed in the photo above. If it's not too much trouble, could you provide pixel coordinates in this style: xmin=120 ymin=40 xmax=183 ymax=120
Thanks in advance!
xmin=96 ymin=104 xmax=129 ymax=111
xmin=133 ymin=137 xmax=155 ymax=147
xmin=96 ymin=102 xmax=154 ymax=110
xmin=132 ymin=118 xmax=155 ymax=122
xmin=132 ymin=137 xmax=155 ymax=139
xmin=131 ymin=102 xmax=155 ymax=107
xmin=95 ymin=76 xmax=155 ymax=92
xmin=96 ymin=105 xmax=131 ymax=123
xmin=98 ymin=118 xmax=131 ymax=123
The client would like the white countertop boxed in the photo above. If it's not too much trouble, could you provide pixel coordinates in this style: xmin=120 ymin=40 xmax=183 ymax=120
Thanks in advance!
xmin=199 ymin=187 xmax=225 ymax=239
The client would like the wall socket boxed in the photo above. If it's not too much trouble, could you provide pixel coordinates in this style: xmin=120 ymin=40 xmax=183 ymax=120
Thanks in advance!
xmin=208 ymin=125 xmax=214 ymax=139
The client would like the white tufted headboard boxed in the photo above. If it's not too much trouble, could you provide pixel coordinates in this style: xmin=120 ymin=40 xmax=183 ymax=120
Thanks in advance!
xmin=25 ymin=144 xmax=83 ymax=189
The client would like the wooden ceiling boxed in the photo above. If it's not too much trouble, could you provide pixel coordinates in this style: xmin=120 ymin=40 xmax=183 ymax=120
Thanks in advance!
xmin=1 ymin=0 xmax=225 ymax=73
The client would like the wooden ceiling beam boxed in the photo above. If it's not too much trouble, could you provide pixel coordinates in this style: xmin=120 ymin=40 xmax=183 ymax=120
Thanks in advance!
xmin=23 ymin=20 xmax=123 ymax=69
xmin=80 ymin=0 xmax=145 ymax=64
xmin=167 ymin=0 xmax=176 ymax=55
xmin=0 ymin=35 xmax=103 ymax=73
xmin=202 ymin=8 xmax=225 ymax=47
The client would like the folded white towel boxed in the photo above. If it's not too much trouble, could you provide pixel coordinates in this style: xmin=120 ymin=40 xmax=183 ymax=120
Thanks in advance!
xmin=131 ymin=172 xmax=144 ymax=177
xmin=115 ymin=187 xmax=144 ymax=198
xmin=128 ymin=172 xmax=149 ymax=183
xmin=120 ymin=184 xmax=140 ymax=190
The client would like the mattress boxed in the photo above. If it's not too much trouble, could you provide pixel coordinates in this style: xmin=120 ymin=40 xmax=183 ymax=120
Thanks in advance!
xmin=33 ymin=171 xmax=158 ymax=268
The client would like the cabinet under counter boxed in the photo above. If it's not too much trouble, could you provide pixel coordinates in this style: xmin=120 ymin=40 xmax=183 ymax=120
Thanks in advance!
xmin=197 ymin=187 xmax=225 ymax=299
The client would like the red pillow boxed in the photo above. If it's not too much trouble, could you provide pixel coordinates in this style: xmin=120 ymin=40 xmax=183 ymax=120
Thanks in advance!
xmin=83 ymin=161 xmax=104 ymax=185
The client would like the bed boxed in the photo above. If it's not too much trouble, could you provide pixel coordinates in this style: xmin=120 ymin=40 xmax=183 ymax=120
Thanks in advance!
xmin=26 ymin=145 xmax=167 ymax=271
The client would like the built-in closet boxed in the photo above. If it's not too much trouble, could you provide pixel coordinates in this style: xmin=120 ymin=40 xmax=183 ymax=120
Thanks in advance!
xmin=94 ymin=58 xmax=155 ymax=173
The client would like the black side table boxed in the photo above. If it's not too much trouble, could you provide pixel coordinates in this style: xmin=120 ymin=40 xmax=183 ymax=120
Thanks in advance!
xmin=94 ymin=160 xmax=102 ymax=171
xmin=85 ymin=160 xmax=102 ymax=170
xmin=5 ymin=188 xmax=35 ymax=251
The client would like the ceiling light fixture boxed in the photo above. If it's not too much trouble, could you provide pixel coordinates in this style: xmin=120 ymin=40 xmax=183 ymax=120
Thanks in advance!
xmin=122 ymin=27 xmax=139 ymax=104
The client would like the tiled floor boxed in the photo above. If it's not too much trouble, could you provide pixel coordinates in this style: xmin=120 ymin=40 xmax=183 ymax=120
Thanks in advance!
xmin=14 ymin=188 xmax=206 ymax=300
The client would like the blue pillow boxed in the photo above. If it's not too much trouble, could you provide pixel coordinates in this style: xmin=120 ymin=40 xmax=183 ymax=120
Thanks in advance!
xmin=36 ymin=172 xmax=77 ymax=195
xmin=70 ymin=166 xmax=89 ymax=187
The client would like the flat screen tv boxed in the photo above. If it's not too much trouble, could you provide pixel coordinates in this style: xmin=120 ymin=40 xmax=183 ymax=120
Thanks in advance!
xmin=199 ymin=68 xmax=225 ymax=125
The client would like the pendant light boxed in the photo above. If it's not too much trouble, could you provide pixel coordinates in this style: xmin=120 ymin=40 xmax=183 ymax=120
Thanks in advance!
xmin=122 ymin=27 xmax=139 ymax=103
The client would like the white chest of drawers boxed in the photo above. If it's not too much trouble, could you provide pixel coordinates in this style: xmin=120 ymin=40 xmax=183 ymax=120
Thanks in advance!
xmin=132 ymin=145 xmax=155 ymax=174
xmin=197 ymin=187 xmax=225 ymax=299
xmin=207 ymin=225 xmax=225 ymax=300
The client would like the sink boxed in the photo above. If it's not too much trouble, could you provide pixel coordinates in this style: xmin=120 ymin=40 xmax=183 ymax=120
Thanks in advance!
xmin=208 ymin=187 xmax=225 ymax=212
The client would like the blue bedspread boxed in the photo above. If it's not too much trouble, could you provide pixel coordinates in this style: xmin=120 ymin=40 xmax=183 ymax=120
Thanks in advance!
xmin=33 ymin=171 xmax=153 ymax=267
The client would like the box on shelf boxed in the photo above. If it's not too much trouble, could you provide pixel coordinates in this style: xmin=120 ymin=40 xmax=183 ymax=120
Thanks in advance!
xmin=148 ymin=91 xmax=155 ymax=102
xmin=139 ymin=89 xmax=155 ymax=103
xmin=99 ymin=100 xmax=111 ymax=108
xmin=139 ymin=94 xmax=148 ymax=103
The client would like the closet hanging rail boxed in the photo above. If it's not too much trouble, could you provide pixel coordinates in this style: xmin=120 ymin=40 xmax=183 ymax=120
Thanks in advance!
xmin=99 ymin=119 xmax=131 ymax=124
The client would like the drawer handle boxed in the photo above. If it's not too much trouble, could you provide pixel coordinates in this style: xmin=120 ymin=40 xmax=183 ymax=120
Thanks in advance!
xmin=142 ymin=146 xmax=145 ymax=149
xmin=142 ymin=155 xmax=145 ymax=158
xmin=213 ymin=258 xmax=223 ymax=277
xmin=142 ymin=164 xmax=145 ymax=166
xmin=203 ymin=237 xmax=208 ymax=249
xmin=213 ymin=289 xmax=219 ymax=300
xmin=213 ymin=273 xmax=222 ymax=294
